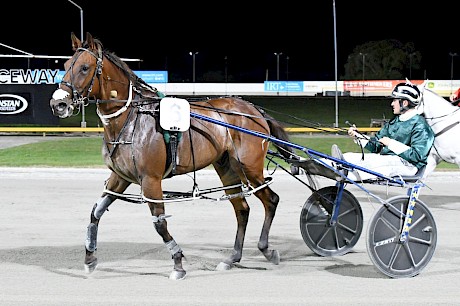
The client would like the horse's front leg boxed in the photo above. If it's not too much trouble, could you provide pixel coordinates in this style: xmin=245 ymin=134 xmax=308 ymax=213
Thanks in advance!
xmin=423 ymin=150 xmax=440 ymax=179
xmin=84 ymin=173 xmax=130 ymax=273
xmin=144 ymin=178 xmax=186 ymax=280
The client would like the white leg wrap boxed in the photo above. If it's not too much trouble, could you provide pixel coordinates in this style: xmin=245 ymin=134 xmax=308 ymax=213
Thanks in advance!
xmin=93 ymin=195 xmax=113 ymax=219
xmin=165 ymin=239 xmax=182 ymax=256
xmin=151 ymin=214 xmax=171 ymax=223
xmin=85 ymin=223 xmax=98 ymax=252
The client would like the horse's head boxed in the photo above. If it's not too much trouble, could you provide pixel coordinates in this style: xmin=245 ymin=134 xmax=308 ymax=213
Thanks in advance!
xmin=49 ymin=32 xmax=106 ymax=118
xmin=416 ymin=81 xmax=458 ymax=119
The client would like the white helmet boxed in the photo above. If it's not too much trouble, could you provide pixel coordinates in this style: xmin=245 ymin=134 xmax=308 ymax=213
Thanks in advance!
xmin=390 ymin=83 xmax=421 ymax=106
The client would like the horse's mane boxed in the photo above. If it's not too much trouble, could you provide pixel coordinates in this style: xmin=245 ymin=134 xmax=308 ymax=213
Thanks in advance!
xmin=91 ymin=38 xmax=160 ymax=98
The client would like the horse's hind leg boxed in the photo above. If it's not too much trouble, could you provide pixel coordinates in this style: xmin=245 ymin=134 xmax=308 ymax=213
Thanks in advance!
xmin=215 ymin=173 xmax=250 ymax=270
xmin=213 ymin=163 xmax=280 ymax=270
xmin=217 ymin=163 xmax=281 ymax=268
xmin=253 ymin=185 xmax=281 ymax=265
xmin=84 ymin=174 xmax=130 ymax=273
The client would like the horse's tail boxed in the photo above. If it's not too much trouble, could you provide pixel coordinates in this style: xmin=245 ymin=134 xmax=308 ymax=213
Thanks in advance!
xmin=259 ymin=108 xmax=304 ymax=176
xmin=263 ymin=113 xmax=297 ymax=160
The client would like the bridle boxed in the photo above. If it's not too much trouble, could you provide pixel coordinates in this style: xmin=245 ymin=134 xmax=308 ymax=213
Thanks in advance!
xmin=60 ymin=45 xmax=137 ymax=123
xmin=60 ymin=46 xmax=104 ymax=110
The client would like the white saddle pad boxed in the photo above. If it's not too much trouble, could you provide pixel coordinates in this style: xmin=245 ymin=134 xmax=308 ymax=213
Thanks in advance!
xmin=159 ymin=97 xmax=190 ymax=132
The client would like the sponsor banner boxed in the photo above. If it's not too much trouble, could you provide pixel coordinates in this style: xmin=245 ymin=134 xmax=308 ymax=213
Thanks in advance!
xmin=0 ymin=69 xmax=61 ymax=84
xmin=134 ymin=71 xmax=167 ymax=83
xmin=0 ymin=71 xmax=456 ymax=98
xmin=264 ymin=81 xmax=304 ymax=92
xmin=0 ymin=94 xmax=28 ymax=114
xmin=0 ymin=85 xmax=59 ymax=125
xmin=343 ymin=80 xmax=425 ymax=94
xmin=0 ymin=69 xmax=168 ymax=84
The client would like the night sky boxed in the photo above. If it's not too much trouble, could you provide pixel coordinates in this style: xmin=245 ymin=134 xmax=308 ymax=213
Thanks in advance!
xmin=2 ymin=1 xmax=458 ymax=82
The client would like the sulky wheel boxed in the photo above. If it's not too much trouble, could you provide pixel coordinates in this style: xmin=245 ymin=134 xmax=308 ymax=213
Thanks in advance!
xmin=366 ymin=195 xmax=437 ymax=278
xmin=300 ymin=186 xmax=363 ymax=256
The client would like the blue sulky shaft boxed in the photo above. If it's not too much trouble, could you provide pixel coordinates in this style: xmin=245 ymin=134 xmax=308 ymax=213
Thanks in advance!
xmin=190 ymin=112 xmax=406 ymax=186
xmin=190 ymin=112 xmax=324 ymax=156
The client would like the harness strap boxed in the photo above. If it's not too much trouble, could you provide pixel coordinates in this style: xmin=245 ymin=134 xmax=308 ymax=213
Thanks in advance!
xmin=102 ymin=178 xmax=273 ymax=204
xmin=103 ymin=106 xmax=136 ymax=158
xmin=97 ymin=81 xmax=133 ymax=122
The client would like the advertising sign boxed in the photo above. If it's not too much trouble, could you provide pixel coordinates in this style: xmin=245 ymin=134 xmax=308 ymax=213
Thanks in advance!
xmin=264 ymin=81 xmax=303 ymax=92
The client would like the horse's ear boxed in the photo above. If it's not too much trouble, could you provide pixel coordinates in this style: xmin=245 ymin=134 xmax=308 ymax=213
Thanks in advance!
xmin=420 ymin=79 xmax=429 ymax=89
xmin=85 ymin=32 xmax=96 ymax=49
xmin=70 ymin=32 xmax=81 ymax=51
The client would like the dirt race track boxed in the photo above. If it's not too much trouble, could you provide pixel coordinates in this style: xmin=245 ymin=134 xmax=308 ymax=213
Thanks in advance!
xmin=1 ymin=167 xmax=460 ymax=305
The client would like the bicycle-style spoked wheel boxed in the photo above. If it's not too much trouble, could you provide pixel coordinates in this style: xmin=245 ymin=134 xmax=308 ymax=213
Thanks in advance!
xmin=300 ymin=186 xmax=363 ymax=256
xmin=367 ymin=195 xmax=437 ymax=278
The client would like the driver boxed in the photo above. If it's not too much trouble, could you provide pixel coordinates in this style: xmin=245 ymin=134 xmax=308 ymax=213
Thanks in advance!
xmin=449 ymin=87 xmax=460 ymax=106
xmin=340 ymin=82 xmax=435 ymax=181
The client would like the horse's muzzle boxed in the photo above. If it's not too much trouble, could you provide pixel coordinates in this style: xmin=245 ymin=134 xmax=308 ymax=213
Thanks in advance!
xmin=49 ymin=97 xmax=75 ymax=118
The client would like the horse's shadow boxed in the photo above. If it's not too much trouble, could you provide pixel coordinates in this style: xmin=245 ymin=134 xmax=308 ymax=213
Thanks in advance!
xmin=0 ymin=238 xmax=394 ymax=280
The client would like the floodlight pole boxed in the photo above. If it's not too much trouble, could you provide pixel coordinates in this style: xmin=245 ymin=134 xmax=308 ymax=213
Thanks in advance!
xmin=333 ymin=0 xmax=338 ymax=128
xmin=409 ymin=52 xmax=415 ymax=79
xmin=189 ymin=52 xmax=198 ymax=83
xmin=189 ymin=52 xmax=198 ymax=94
xmin=274 ymin=52 xmax=283 ymax=81
xmin=68 ymin=0 xmax=86 ymax=127
xmin=359 ymin=52 xmax=367 ymax=97
xmin=68 ymin=0 xmax=83 ymax=42
xmin=450 ymin=52 xmax=458 ymax=95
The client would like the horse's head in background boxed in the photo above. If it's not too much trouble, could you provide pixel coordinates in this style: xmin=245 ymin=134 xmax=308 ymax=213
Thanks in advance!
xmin=416 ymin=81 xmax=460 ymax=126
xmin=416 ymin=81 xmax=460 ymax=176
xmin=49 ymin=32 xmax=137 ymax=119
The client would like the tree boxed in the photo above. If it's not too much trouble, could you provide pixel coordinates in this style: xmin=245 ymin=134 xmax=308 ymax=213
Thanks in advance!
xmin=342 ymin=39 xmax=421 ymax=80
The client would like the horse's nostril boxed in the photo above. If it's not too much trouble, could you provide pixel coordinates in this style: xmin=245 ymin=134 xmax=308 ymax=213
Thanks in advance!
xmin=55 ymin=102 xmax=69 ymax=112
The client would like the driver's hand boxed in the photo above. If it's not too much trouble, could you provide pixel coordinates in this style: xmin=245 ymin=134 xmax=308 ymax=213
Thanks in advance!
xmin=378 ymin=136 xmax=391 ymax=146
xmin=348 ymin=126 xmax=358 ymax=137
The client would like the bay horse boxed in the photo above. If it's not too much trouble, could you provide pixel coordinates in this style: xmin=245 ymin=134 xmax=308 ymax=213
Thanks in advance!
xmin=417 ymin=82 xmax=460 ymax=177
xmin=49 ymin=32 xmax=296 ymax=280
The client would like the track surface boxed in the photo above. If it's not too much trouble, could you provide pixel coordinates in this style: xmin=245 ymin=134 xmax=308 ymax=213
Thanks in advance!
xmin=1 ymin=166 xmax=460 ymax=305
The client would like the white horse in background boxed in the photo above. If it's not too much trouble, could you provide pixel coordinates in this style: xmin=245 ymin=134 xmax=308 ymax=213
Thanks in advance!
xmin=417 ymin=82 xmax=460 ymax=177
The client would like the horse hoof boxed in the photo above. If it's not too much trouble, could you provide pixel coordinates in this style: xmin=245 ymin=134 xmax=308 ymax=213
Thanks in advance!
xmin=216 ymin=262 xmax=232 ymax=271
xmin=169 ymin=270 xmax=186 ymax=280
xmin=271 ymin=250 xmax=280 ymax=265
xmin=84 ymin=259 xmax=98 ymax=274
xmin=266 ymin=250 xmax=280 ymax=265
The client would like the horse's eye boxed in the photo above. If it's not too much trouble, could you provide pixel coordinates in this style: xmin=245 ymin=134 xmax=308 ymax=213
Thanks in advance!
xmin=81 ymin=65 xmax=90 ymax=73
